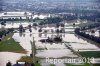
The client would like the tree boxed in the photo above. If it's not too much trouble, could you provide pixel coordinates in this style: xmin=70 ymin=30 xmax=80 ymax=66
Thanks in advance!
xmin=91 ymin=30 xmax=95 ymax=35
xmin=73 ymin=23 xmax=76 ymax=27
xmin=24 ymin=12 xmax=27 ymax=16
xmin=60 ymin=23 xmax=65 ymax=27
xmin=6 ymin=62 xmax=12 ymax=66
xmin=56 ymin=23 xmax=60 ymax=28
xmin=99 ymin=30 xmax=100 ymax=37
xmin=47 ymin=17 xmax=63 ymax=24
xmin=28 ymin=24 xmax=32 ymax=28
xmin=33 ymin=23 xmax=38 ymax=27
xmin=44 ymin=30 xmax=47 ymax=33
xmin=38 ymin=28 xmax=42 ymax=33
xmin=19 ymin=25 xmax=24 ymax=33
xmin=29 ymin=28 xmax=32 ymax=32
xmin=20 ymin=17 xmax=22 ymax=21
xmin=39 ymin=22 xmax=44 ymax=25
xmin=1 ymin=21 xmax=6 ymax=26
xmin=4 ymin=12 xmax=7 ymax=15
xmin=51 ymin=29 xmax=54 ymax=33
xmin=56 ymin=29 xmax=60 ymax=33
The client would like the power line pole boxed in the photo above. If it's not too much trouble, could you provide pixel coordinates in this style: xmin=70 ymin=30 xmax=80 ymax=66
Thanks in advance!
xmin=30 ymin=37 xmax=36 ymax=62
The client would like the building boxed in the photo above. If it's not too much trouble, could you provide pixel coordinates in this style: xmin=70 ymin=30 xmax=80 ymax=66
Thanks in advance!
xmin=0 ymin=12 xmax=32 ymax=20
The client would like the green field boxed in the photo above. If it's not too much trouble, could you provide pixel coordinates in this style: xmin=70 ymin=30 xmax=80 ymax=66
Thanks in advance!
xmin=93 ymin=64 xmax=100 ymax=66
xmin=77 ymin=22 xmax=99 ymax=27
xmin=17 ymin=56 xmax=41 ymax=66
xmin=79 ymin=51 xmax=100 ymax=58
xmin=17 ymin=56 xmax=34 ymax=63
xmin=0 ymin=34 xmax=26 ymax=53
xmin=50 ymin=64 xmax=55 ymax=66
xmin=65 ymin=63 xmax=90 ymax=66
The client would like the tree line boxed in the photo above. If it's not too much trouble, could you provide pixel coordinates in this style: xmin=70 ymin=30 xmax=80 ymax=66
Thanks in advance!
xmin=75 ymin=23 xmax=100 ymax=44
xmin=0 ymin=28 xmax=14 ymax=41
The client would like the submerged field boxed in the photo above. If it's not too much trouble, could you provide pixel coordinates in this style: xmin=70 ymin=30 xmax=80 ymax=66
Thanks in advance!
xmin=0 ymin=21 xmax=100 ymax=66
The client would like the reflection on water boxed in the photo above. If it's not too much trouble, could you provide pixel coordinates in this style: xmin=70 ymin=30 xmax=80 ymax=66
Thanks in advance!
xmin=19 ymin=33 xmax=23 ymax=37
xmin=39 ymin=33 xmax=42 ymax=37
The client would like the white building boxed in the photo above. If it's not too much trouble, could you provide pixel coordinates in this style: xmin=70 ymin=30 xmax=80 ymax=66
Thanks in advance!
xmin=0 ymin=12 xmax=32 ymax=19
xmin=0 ymin=12 xmax=50 ymax=20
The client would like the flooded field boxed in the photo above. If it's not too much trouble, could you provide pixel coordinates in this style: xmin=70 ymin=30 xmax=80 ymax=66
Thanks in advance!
xmin=0 ymin=21 xmax=100 ymax=66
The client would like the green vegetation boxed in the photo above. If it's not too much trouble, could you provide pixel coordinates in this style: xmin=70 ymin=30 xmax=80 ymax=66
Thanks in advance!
xmin=17 ymin=56 xmax=33 ymax=63
xmin=50 ymin=64 xmax=55 ymax=66
xmin=79 ymin=51 xmax=100 ymax=58
xmin=77 ymin=22 xmax=98 ymax=27
xmin=0 ymin=33 xmax=26 ymax=53
xmin=34 ymin=19 xmax=45 ymax=23
xmin=1 ymin=19 xmax=45 ymax=23
xmin=35 ymin=63 xmax=41 ymax=66
xmin=17 ymin=56 xmax=41 ymax=66
xmin=93 ymin=64 xmax=100 ymax=66
xmin=67 ymin=21 xmax=98 ymax=27
xmin=66 ymin=63 xmax=100 ymax=66
xmin=65 ymin=63 xmax=90 ymax=66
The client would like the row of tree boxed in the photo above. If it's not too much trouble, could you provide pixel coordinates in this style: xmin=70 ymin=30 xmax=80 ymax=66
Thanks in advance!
xmin=75 ymin=23 xmax=100 ymax=43
xmin=47 ymin=17 xmax=63 ymax=24
xmin=80 ymin=23 xmax=100 ymax=31
xmin=19 ymin=24 xmax=33 ymax=33
xmin=38 ymin=28 xmax=65 ymax=33
xmin=40 ymin=36 xmax=62 ymax=43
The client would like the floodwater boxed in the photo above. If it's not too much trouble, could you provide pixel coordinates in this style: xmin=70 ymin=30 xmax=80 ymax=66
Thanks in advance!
xmin=87 ymin=30 xmax=100 ymax=37
xmin=0 ymin=52 xmax=25 ymax=66
xmin=0 ymin=22 xmax=100 ymax=66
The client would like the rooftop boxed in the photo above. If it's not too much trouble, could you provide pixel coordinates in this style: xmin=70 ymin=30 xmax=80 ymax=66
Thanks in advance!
xmin=0 ymin=12 xmax=32 ymax=17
